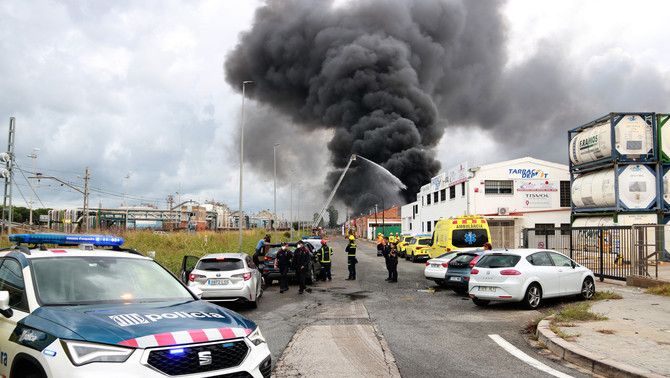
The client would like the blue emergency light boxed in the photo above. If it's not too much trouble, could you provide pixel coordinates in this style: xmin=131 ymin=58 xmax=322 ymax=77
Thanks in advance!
xmin=9 ymin=234 xmax=124 ymax=247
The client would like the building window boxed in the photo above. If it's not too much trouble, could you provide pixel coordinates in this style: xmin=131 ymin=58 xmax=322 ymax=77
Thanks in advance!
xmin=433 ymin=192 xmax=439 ymax=203
xmin=426 ymin=194 xmax=431 ymax=205
xmin=427 ymin=221 xmax=432 ymax=232
xmin=413 ymin=204 xmax=418 ymax=220
xmin=534 ymin=223 xmax=555 ymax=236
xmin=560 ymin=223 xmax=571 ymax=235
xmin=484 ymin=180 xmax=513 ymax=195
xmin=449 ymin=186 xmax=456 ymax=199
xmin=560 ymin=181 xmax=571 ymax=207
xmin=409 ymin=223 xmax=412 ymax=230
xmin=440 ymin=189 xmax=446 ymax=201
xmin=461 ymin=182 xmax=466 ymax=196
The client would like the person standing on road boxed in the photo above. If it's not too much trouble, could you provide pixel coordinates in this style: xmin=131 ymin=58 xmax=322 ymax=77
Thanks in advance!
xmin=275 ymin=241 xmax=292 ymax=293
xmin=388 ymin=243 xmax=398 ymax=283
xmin=376 ymin=233 xmax=384 ymax=256
xmin=294 ymin=241 xmax=312 ymax=294
xmin=317 ymin=239 xmax=333 ymax=281
xmin=345 ymin=235 xmax=357 ymax=280
xmin=382 ymin=236 xmax=393 ymax=281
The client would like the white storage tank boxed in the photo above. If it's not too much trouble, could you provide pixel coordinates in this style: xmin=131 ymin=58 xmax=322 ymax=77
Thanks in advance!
xmin=658 ymin=114 xmax=670 ymax=162
xmin=663 ymin=165 xmax=670 ymax=209
xmin=572 ymin=164 xmax=657 ymax=210
xmin=572 ymin=213 xmax=657 ymax=227
xmin=569 ymin=114 xmax=654 ymax=166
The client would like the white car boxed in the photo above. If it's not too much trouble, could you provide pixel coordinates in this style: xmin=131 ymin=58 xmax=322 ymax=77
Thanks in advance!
xmin=468 ymin=249 xmax=596 ymax=309
xmin=0 ymin=234 xmax=271 ymax=378
xmin=424 ymin=252 xmax=458 ymax=286
xmin=181 ymin=253 xmax=263 ymax=308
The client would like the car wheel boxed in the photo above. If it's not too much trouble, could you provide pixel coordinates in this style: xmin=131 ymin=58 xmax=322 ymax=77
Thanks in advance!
xmin=249 ymin=297 xmax=258 ymax=309
xmin=523 ymin=283 xmax=542 ymax=309
xmin=472 ymin=298 xmax=490 ymax=307
xmin=265 ymin=278 xmax=273 ymax=286
xmin=411 ymin=254 xmax=417 ymax=263
xmin=452 ymin=288 xmax=467 ymax=295
xmin=580 ymin=277 xmax=595 ymax=300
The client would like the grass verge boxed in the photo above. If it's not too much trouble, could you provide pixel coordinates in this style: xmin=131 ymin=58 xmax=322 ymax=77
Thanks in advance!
xmin=553 ymin=302 xmax=608 ymax=323
xmin=592 ymin=290 xmax=623 ymax=300
xmin=645 ymin=284 xmax=670 ymax=297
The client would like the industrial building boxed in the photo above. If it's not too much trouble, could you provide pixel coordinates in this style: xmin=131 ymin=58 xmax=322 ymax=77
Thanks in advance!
xmin=346 ymin=205 xmax=401 ymax=240
xmin=401 ymin=157 xmax=572 ymax=248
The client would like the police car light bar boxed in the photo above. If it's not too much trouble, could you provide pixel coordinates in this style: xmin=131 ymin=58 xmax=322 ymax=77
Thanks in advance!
xmin=9 ymin=234 xmax=124 ymax=247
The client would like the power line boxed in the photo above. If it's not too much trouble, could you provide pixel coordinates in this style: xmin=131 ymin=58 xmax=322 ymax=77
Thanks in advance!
xmin=13 ymin=163 xmax=45 ymax=208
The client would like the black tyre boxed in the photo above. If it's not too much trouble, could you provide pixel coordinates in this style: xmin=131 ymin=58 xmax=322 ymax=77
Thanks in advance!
xmin=472 ymin=298 xmax=490 ymax=307
xmin=265 ymin=278 xmax=273 ymax=286
xmin=523 ymin=283 xmax=542 ymax=309
xmin=580 ymin=277 xmax=595 ymax=300
xmin=452 ymin=288 xmax=467 ymax=295
xmin=411 ymin=254 xmax=416 ymax=263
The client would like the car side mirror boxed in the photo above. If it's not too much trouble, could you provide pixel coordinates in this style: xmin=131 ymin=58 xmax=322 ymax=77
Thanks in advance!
xmin=0 ymin=291 xmax=13 ymax=318
xmin=571 ymin=261 xmax=577 ymax=269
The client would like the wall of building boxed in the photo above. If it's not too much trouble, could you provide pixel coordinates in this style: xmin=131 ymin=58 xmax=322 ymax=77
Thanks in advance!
xmin=404 ymin=157 xmax=572 ymax=245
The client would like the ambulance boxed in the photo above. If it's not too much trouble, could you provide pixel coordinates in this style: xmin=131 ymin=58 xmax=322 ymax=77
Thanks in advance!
xmin=427 ymin=216 xmax=492 ymax=258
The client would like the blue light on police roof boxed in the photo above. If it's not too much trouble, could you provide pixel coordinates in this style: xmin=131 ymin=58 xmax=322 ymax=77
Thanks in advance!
xmin=8 ymin=234 xmax=124 ymax=247
xmin=169 ymin=348 xmax=185 ymax=355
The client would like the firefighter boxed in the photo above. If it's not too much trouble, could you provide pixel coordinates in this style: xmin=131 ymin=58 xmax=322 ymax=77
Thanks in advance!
xmin=317 ymin=239 xmax=333 ymax=281
xmin=293 ymin=240 xmax=312 ymax=294
xmin=376 ymin=232 xmax=384 ymax=256
xmin=345 ymin=235 xmax=358 ymax=280
xmin=382 ymin=236 xmax=393 ymax=281
xmin=275 ymin=242 xmax=292 ymax=293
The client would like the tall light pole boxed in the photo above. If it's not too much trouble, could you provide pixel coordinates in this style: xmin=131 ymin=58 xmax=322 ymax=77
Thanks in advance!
xmin=26 ymin=148 xmax=39 ymax=225
xmin=289 ymin=180 xmax=294 ymax=240
xmin=273 ymin=143 xmax=280 ymax=230
xmin=238 ymin=80 xmax=253 ymax=251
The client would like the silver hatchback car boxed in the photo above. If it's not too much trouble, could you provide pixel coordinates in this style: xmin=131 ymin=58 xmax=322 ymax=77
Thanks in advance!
xmin=181 ymin=253 xmax=263 ymax=308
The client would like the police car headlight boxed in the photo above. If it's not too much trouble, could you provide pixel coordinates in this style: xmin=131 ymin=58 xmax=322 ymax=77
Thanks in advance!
xmin=247 ymin=327 xmax=266 ymax=346
xmin=61 ymin=340 xmax=134 ymax=366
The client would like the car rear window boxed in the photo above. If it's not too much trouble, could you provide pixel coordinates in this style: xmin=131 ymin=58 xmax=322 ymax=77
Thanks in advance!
xmin=476 ymin=254 xmax=521 ymax=268
xmin=449 ymin=254 xmax=476 ymax=266
xmin=418 ymin=239 xmax=431 ymax=246
xmin=196 ymin=258 xmax=244 ymax=271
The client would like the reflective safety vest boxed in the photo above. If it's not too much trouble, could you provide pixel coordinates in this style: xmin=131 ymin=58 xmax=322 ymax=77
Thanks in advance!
xmin=346 ymin=242 xmax=357 ymax=257
xmin=318 ymin=246 xmax=333 ymax=263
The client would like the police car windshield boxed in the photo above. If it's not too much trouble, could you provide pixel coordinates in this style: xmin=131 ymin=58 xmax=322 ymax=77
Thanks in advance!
xmin=31 ymin=257 xmax=193 ymax=306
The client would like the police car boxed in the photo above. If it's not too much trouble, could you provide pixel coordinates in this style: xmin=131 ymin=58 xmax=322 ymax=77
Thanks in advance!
xmin=0 ymin=234 xmax=271 ymax=378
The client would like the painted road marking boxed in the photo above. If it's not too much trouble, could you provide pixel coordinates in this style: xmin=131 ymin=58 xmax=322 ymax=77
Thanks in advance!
xmin=488 ymin=334 xmax=573 ymax=378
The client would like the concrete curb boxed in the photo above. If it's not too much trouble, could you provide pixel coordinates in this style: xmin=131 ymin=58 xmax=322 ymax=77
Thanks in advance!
xmin=536 ymin=316 xmax=666 ymax=378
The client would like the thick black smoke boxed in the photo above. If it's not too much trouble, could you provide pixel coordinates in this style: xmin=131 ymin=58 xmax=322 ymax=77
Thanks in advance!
xmin=225 ymin=0 xmax=506 ymax=212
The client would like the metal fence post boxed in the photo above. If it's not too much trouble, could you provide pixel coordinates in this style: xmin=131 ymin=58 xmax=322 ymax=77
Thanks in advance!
xmin=598 ymin=229 xmax=604 ymax=282
xmin=545 ymin=231 xmax=549 ymax=251
xmin=522 ymin=228 xmax=528 ymax=248
xmin=569 ymin=227 xmax=573 ymax=259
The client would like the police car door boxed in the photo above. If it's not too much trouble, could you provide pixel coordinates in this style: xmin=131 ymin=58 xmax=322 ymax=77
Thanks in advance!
xmin=180 ymin=255 xmax=200 ymax=283
xmin=0 ymin=257 xmax=32 ymax=377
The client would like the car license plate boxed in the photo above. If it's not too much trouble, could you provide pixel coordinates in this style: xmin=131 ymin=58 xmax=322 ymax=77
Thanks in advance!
xmin=478 ymin=286 xmax=496 ymax=292
xmin=431 ymin=264 xmax=440 ymax=268
xmin=449 ymin=276 xmax=461 ymax=282
xmin=208 ymin=279 xmax=229 ymax=286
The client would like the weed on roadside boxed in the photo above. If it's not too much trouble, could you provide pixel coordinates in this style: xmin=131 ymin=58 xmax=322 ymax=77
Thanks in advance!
xmin=553 ymin=302 xmax=608 ymax=323
xmin=592 ymin=290 xmax=623 ymax=300
xmin=523 ymin=312 xmax=552 ymax=336
xmin=645 ymin=284 xmax=670 ymax=297
xmin=549 ymin=323 xmax=580 ymax=341
xmin=596 ymin=329 xmax=616 ymax=335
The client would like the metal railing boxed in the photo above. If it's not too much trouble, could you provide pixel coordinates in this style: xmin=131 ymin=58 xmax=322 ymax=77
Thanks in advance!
xmin=522 ymin=225 xmax=663 ymax=281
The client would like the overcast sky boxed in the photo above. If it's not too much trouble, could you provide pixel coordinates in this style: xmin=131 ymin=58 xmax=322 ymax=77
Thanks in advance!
xmin=1 ymin=0 xmax=669 ymax=219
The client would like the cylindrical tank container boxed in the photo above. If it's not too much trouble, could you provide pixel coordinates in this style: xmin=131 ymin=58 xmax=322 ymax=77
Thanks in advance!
xmin=572 ymin=164 xmax=658 ymax=210
xmin=569 ymin=113 xmax=655 ymax=167
xmin=662 ymin=165 xmax=670 ymax=209
xmin=572 ymin=213 xmax=657 ymax=227
xmin=658 ymin=114 xmax=670 ymax=162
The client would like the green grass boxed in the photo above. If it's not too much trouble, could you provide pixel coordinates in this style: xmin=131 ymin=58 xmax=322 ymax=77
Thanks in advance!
xmin=553 ymin=302 xmax=608 ymax=323
xmin=1 ymin=229 xmax=307 ymax=275
xmin=592 ymin=290 xmax=623 ymax=300
xmin=645 ymin=284 xmax=670 ymax=297
xmin=549 ymin=323 xmax=579 ymax=341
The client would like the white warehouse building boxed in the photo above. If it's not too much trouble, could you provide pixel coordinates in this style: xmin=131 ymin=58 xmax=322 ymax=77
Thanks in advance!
xmin=401 ymin=157 xmax=571 ymax=248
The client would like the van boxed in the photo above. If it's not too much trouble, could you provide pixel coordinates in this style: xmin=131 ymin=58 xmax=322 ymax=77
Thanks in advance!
xmin=427 ymin=216 xmax=492 ymax=258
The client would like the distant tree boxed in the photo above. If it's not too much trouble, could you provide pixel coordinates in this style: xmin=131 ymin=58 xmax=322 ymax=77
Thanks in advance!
xmin=327 ymin=205 xmax=338 ymax=228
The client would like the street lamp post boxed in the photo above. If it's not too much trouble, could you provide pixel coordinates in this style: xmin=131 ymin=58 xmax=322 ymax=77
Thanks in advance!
xmin=26 ymin=148 xmax=39 ymax=225
xmin=273 ymin=143 xmax=280 ymax=230
xmin=238 ymin=80 xmax=253 ymax=252
xmin=289 ymin=180 xmax=293 ymax=240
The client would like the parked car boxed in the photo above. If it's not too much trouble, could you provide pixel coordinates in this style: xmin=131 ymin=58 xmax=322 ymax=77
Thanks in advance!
xmin=468 ymin=249 xmax=596 ymax=309
xmin=259 ymin=243 xmax=319 ymax=286
xmin=444 ymin=251 xmax=487 ymax=295
xmin=1 ymin=233 xmax=271 ymax=378
xmin=405 ymin=235 xmax=432 ymax=262
xmin=181 ymin=253 xmax=263 ymax=308
xmin=396 ymin=235 xmax=413 ymax=258
xmin=424 ymin=251 xmax=459 ymax=286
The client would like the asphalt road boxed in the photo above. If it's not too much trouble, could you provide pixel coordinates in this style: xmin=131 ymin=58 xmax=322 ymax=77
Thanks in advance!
xmin=228 ymin=236 xmax=592 ymax=377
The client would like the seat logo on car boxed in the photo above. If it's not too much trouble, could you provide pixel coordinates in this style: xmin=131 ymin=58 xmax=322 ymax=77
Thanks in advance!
xmin=109 ymin=312 xmax=226 ymax=327
xmin=198 ymin=351 xmax=212 ymax=366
